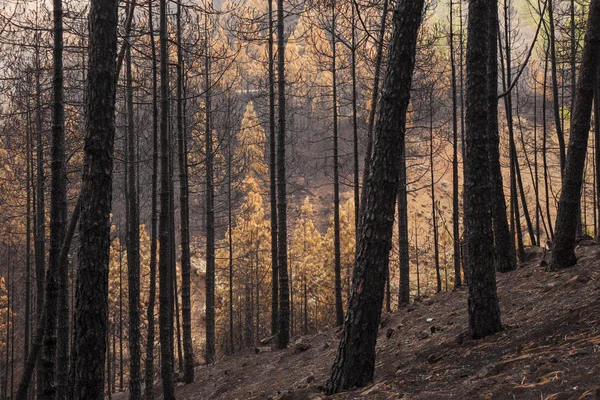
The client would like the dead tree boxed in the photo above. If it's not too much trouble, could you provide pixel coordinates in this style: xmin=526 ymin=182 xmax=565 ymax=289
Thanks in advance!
xmin=464 ymin=0 xmax=503 ymax=339
xmin=71 ymin=0 xmax=119 ymax=397
xmin=550 ymin=0 xmax=600 ymax=269
xmin=326 ymin=0 xmax=425 ymax=393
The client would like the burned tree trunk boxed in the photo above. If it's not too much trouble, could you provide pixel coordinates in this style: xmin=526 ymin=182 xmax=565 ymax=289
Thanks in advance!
xmin=449 ymin=0 xmax=462 ymax=288
xmin=488 ymin=0 xmax=516 ymax=273
xmin=177 ymin=2 xmax=194 ymax=382
xmin=71 ymin=0 xmax=118 ymax=397
xmin=361 ymin=0 xmax=388 ymax=207
xmin=331 ymin=0 xmax=344 ymax=327
xmin=34 ymin=29 xmax=46 ymax=400
xmin=397 ymin=145 xmax=410 ymax=306
xmin=464 ymin=0 xmax=503 ymax=339
xmin=429 ymin=90 xmax=442 ymax=293
xmin=158 ymin=0 xmax=175 ymax=395
xmin=267 ymin=0 xmax=279 ymax=338
xmin=125 ymin=40 xmax=141 ymax=400
xmin=41 ymin=0 xmax=67 ymax=397
xmin=144 ymin=0 xmax=159 ymax=393
xmin=276 ymin=0 xmax=290 ymax=350
xmin=548 ymin=0 xmax=566 ymax=176
xmin=550 ymin=0 xmax=600 ymax=269
xmin=326 ymin=0 xmax=424 ymax=393
xmin=204 ymin=12 xmax=216 ymax=364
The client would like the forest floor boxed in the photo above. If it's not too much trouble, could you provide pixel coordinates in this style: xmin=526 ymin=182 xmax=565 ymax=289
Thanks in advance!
xmin=157 ymin=243 xmax=600 ymax=399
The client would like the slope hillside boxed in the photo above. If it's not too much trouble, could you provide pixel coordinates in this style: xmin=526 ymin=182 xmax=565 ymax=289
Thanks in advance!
xmin=150 ymin=243 xmax=600 ymax=399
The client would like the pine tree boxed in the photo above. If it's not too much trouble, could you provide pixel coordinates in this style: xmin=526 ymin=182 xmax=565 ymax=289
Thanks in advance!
xmin=235 ymin=102 xmax=269 ymax=184
xmin=219 ymin=175 xmax=271 ymax=344
xmin=276 ymin=0 xmax=290 ymax=350
xmin=464 ymin=0 xmax=503 ymax=340
xmin=125 ymin=35 xmax=141 ymax=399
xmin=290 ymin=197 xmax=322 ymax=332
xmin=398 ymin=144 xmax=410 ymax=306
xmin=144 ymin=0 xmax=159 ymax=396
xmin=177 ymin=0 xmax=194 ymax=382
xmin=34 ymin=25 xmax=46 ymax=400
xmin=330 ymin=0 xmax=344 ymax=327
xmin=322 ymin=199 xmax=356 ymax=320
xmin=550 ymin=0 xmax=600 ymax=269
xmin=158 ymin=0 xmax=175 ymax=395
xmin=217 ymin=106 xmax=271 ymax=350
xmin=488 ymin=0 xmax=517 ymax=274
xmin=267 ymin=0 xmax=279 ymax=339
xmin=41 ymin=0 xmax=67 ymax=397
xmin=326 ymin=0 xmax=425 ymax=392
xmin=449 ymin=0 xmax=462 ymax=288
xmin=72 ymin=0 xmax=118 ymax=397
xmin=204 ymin=11 xmax=216 ymax=365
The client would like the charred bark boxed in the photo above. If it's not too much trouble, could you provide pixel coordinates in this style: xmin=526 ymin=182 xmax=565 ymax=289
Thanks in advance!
xmin=465 ymin=0 xmax=503 ymax=339
xmin=276 ymin=0 xmax=290 ymax=350
xmin=550 ymin=0 xmax=600 ymax=269
xmin=71 ymin=0 xmax=118 ymax=397
xmin=158 ymin=0 xmax=175 ymax=395
xmin=326 ymin=0 xmax=424 ymax=392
